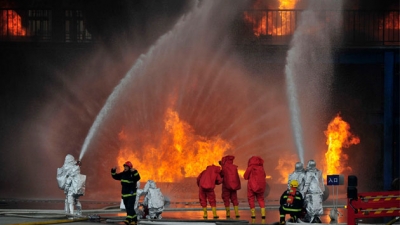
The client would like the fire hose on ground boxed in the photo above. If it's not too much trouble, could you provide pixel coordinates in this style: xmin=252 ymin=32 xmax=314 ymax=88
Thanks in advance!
xmin=0 ymin=209 xmax=111 ymax=224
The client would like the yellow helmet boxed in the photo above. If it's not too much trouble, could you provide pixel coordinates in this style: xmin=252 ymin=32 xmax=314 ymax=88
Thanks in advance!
xmin=290 ymin=180 xmax=299 ymax=188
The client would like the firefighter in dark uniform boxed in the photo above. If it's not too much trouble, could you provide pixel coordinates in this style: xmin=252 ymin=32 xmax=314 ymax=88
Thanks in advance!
xmin=279 ymin=179 xmax=304 ymax=224
xmin=111 ymin=161 xmax=141 ymax=225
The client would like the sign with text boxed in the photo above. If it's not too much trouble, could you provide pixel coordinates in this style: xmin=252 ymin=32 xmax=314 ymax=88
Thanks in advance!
xmin=327 ymin=174 xmax=344 ymax=186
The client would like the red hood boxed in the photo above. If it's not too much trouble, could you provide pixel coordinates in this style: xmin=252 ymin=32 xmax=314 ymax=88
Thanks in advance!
xmin=206 ymin=164 xmax=221 ymax=173
xmin=248 ymin=156 xmax=264 ymax=166
xmin=221 ymin=155 xmax=235 ymax=165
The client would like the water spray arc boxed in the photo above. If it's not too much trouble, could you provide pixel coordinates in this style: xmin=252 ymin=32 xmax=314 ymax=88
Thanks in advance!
xmin=283 ymin=0 xmax=344 ymax=163
xmin=79 ymin=58 xmax=145 ymax=161
xmin=285 ymin=65 xmax=305 ymax=164
xmin=78 ymin=1 xmax=246 ymax=162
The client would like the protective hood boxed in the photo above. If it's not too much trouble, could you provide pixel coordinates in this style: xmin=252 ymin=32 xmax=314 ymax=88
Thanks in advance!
xmin=64 ymin=154 xmax=75 ymax=165
xmin=221 ymin=155 xmax=235 ymax=166
xmin=206 ymin=164 xmax=221 ymax=173
xmin=144 ymin=180 xmax=157 ymax=193
xmin=295 ymin=162 xmax=304 ymax=172
xmin=307 ymin=159 xmax=317 ymax=171
xmin=248 ymin=156 xmax=264 ymax=166
xmin=148 ymin=180 xmax=157 ymax=189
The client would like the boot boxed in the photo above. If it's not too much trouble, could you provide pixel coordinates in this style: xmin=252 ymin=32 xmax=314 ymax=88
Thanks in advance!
xmin=225 ymin=207 xmax=230 ymax=218
xmin=234 ymin=206 xmax=240 ymax=218
xmin=64 ymin=201 xmax=69 ymax=214
xmin=69 ymin=203 xmax=74 ymax=215
xmin=212 ymin=207 xmax=219 ymax=219
xmin=202 ymin=208 xmax=208 ymax=219
xmin=250 ymin=208 xmax=256 ymax=218
xmin=76 ymin=200 xmax=82 ymax=216
xmin=76 ymin=205 xmax=82 ymax=216
xmin=279 ymin=214 xmax=286 ymax=224
xmin=261 ymin=207 xmax=266 ymax=219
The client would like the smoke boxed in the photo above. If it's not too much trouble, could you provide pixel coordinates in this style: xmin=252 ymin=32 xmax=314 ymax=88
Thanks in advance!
xmin=0 ymin=0 xmax=339 ymax=202
xmin=2 ymin=0 xmax=382 ymax=204
xmin=71 ymin=0 xmax=296 ymax=200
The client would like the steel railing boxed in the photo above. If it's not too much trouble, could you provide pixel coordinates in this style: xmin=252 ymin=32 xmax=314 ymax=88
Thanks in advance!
xmin=0 ymin=8 xmax=91 ymax=43
xmin=241 ymin=9 xmax=399 ymax=46
xmin=0 ymin=8 xmax=399 ymax=46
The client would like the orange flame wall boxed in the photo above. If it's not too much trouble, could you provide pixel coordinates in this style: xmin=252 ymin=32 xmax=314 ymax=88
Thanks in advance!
xmin=117 ymin=108 xmax=231 ymax=182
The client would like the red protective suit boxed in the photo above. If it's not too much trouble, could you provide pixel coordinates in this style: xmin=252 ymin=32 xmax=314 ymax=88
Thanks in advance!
xmin=243 ymin=156 xmax=266 ymax=208
xmin=197 ymin=165 xmax=222 ymax=207
xmin=220 ymin=155 xmax=241 ymax=207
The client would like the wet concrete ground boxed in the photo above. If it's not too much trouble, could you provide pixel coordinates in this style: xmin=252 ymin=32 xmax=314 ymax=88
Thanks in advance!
xmin=0 ymin=199 xmax=397 ymax=225
xmin=0 ymin=200 xmax=348 ymax=225
xmin=0 ymin=208 xmax=347 ymax=225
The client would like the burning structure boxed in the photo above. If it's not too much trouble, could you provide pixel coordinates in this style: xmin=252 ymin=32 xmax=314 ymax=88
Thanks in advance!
xmin=0 ymin=0 xmax=398 ymax=204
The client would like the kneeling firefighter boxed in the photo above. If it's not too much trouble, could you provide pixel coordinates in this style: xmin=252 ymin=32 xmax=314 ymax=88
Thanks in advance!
xmin=279 ymin=180 xmax=304 ymax=224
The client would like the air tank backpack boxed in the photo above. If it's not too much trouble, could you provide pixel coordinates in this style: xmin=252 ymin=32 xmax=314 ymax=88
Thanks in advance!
xmin=200 ymin=169 xmax=216 ymax=191
xmin=223 ymin=164 xmax=241 ymax=190
xmin=56 ymin=167 xmax=68 ymax=190
xmin=286 ymin=187 xmax=297 ymax=206
xmin=249 ymin=166 xmax=266 ymax=193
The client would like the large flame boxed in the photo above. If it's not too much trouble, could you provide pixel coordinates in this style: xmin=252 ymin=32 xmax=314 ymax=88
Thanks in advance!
xmin=1 ymin=10 xmax=26 ymax=36
xmin=323 ymin=114 xmax=360 ymax=176
xmin=275 ymin=154 xmax=298 ymax=184
xmin=243 ymin=0 xmax=297 ymax=37
xmin=274 ymin=114 xmax=360 ymax=184
xmin=116 ymin=108 xmax=231 ymax=182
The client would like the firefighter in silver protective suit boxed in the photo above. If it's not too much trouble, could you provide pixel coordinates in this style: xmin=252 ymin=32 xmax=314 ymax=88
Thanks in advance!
xmin=142 ymin=180 xmax=165 ymax=219
xmin=134 ymin=181 xmax=147 ymax=219
xmin=301 ymin=159 xmax=324 ymax=223
xmin=287 ymin=162 xmax=306 ymax=196
xmin=57 ymin=154 xmax=86 ymax=216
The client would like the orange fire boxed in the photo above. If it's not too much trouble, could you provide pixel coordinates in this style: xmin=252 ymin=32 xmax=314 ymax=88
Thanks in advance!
xmin=116 ymin=107 xmax=231 ymax=182
xmin=274 ymin=114 xmax=360 ymax=184
xmin=384 ymin=12 xmax=400 ymax=30
xmin=1 ymin=10 xmax=26 ymax=36
xmin=243 ymin=0 xmax=297 ymax=37
xmin=275 ymin=154 xmax=298 ymax=184
xmin=324 ymin=114 xmax=360 ymax=176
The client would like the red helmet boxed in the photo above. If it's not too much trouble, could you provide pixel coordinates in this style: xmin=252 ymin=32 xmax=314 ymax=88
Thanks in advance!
xmin=123 ymin=161 xmax=133 ymax=169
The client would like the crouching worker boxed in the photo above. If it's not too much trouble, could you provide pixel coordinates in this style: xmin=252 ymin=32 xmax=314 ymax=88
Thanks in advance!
xmin=197 ymin=164 xmax=223 ymax=219
xmin=142 ymin=180 xmax=165 ymax=219
xmin=279 ymin=180 xmax=304 ymax=224
xmin=111 ymin=161 xmax=141 ymax=225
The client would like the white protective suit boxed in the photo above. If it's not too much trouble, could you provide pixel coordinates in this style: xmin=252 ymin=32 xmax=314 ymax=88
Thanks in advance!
xmin=301 ymin=159 xmax=324 ymax=223
xmin=287 ymin=162 xmax=306 ymax=197
xmin=142 ymin=180 xmax=164 ymax=219
xmin=57 ymin=154 xmax=86 ymax=215
xmin=134 ymin=181 xmax=146 ymax=217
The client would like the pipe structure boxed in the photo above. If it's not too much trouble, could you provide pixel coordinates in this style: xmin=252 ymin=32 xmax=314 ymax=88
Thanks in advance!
xmin=347 ymin=190 xmax=400 ymax=225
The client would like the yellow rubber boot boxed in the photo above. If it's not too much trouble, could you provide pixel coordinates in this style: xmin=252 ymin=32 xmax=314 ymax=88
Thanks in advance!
xmin=234 ymin=206 xmax=240 ymax=218
xmin=250 ymin=208 xmax=256 ymax=218
xmin=203 ymin=207 xmax=208 ymax=219
xmin=261 ymin=207 xmax=266 ymax=219
xmin=212 ymin=207 xmax=219 ymax=219
xmin=225 ymin=207 xmax=230 ymax=218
